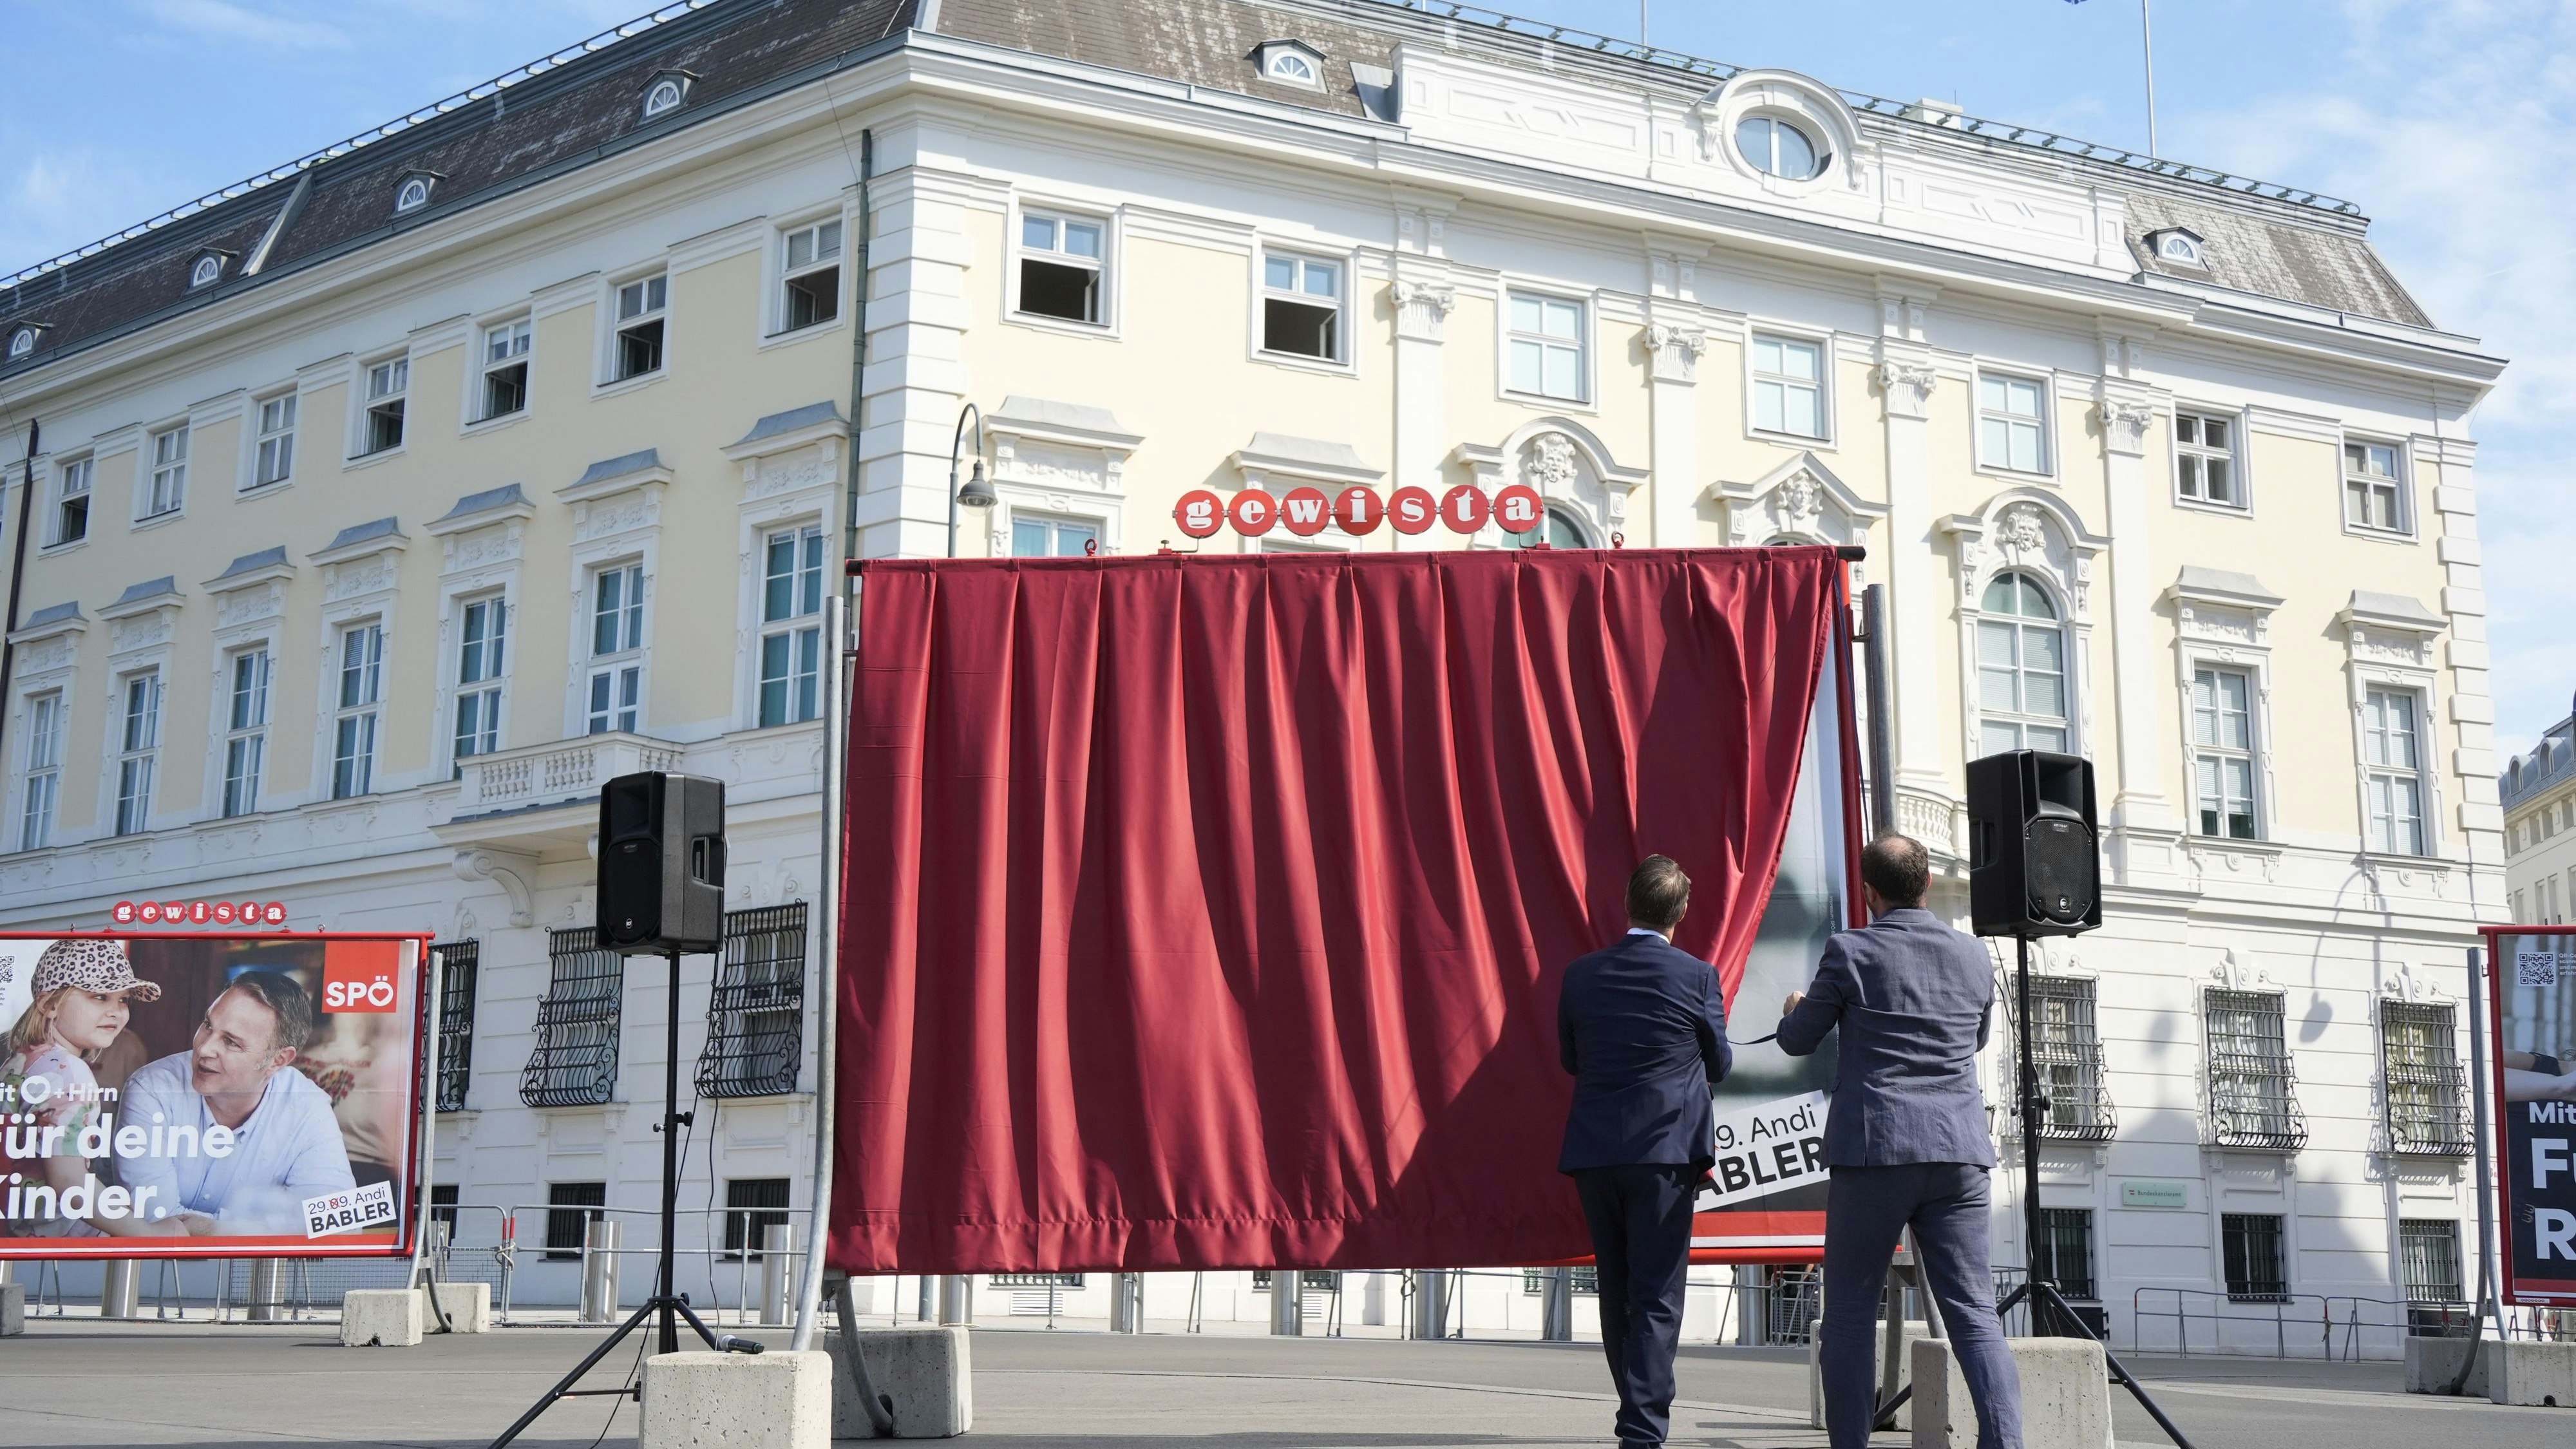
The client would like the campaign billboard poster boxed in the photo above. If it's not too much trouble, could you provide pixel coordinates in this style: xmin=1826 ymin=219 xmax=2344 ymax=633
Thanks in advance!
xmin=2485 ymin=926 xmax=2576 ymax=1305
xmin=0 ymin=932 xmax=427 ymax=1258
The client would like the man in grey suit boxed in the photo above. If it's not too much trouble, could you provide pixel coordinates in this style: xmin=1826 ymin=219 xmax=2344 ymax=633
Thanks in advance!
xmin=1777 ymin=833 xmax=2022 ymax=1449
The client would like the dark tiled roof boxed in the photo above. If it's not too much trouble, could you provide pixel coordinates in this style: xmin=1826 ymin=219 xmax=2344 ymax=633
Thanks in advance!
xmin=2504 ymin=718 xmax=2576 ymax=810
xmin=2126 ymin=191 xmax=2429 ymax=328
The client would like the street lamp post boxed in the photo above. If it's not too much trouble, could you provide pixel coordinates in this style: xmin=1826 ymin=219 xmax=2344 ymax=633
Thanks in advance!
xmin=949 ymin=402 xmax=997 ymax=556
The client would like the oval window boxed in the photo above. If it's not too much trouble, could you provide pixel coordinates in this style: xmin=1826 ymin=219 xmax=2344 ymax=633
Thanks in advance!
xmin=1736 ymin=115 xmax=1825 ymax=180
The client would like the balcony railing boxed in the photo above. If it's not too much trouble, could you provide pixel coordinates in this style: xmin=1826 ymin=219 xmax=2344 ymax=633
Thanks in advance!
xmin=454 ymin=732 xmax=682 ymax=815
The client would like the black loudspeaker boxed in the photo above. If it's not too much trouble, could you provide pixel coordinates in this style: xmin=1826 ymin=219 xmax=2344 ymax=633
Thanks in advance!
xmin=597 ymin=772 xmax=726 ymax=954
xmin=1965 ymin=750 xmax=2101 ymax=938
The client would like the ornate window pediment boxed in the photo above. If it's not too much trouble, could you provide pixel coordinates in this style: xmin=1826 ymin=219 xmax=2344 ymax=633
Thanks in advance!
xmin=1711 ymin=451 xmax=1886 ymax=558
xmin=1452 ymin=418 xmax=1647 ymax=548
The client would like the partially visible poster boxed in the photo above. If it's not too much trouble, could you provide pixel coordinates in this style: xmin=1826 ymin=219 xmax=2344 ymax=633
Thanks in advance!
xmin=0 ymin=933 xmax=424 ymax=1257
xmin=2488 ymin=928 xmax=2576 ymax=1305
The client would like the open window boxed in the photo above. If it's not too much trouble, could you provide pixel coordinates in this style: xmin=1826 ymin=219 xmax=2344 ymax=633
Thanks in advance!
xmin=1017 ymin=211 xmax=1105 ymax=325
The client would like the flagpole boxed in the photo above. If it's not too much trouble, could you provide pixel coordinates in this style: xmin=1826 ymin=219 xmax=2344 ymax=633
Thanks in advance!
xmin=2140 ymin=0 xmax=2159 ymax=155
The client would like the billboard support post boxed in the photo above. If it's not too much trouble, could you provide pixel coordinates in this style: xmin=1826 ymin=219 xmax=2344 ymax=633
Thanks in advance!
xmin=2451 ymin=945 xmax=2505 ymax=1394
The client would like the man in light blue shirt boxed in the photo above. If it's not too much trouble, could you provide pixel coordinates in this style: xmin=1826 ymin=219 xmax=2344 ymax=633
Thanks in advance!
xmin=118 ymin=971 xmax=354 ymax=1236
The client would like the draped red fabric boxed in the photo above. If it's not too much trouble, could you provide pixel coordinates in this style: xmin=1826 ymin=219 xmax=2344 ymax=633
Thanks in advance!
xmin=828 ymin=547 xmax=1842 ymax=1274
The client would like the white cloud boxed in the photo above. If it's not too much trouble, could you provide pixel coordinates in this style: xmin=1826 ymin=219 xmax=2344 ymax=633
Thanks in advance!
xmin=140 ymin=0 xmax=351 ymax=50
xmin=2172 ymin=0 xmax=2576 ymax=750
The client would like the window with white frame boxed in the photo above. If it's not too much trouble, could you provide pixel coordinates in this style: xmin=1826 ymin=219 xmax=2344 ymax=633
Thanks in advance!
xmin=48 ymin=457 xmax=90 ymax=545
xmin=251 ymin=393 xmax=296 ymax=488
xmin=780 ymin=220 xmax=843 ymax=332
xmin=1017 ymin=212 xmax=1104 ymax=325
xmin=1751 ymin=334 xmax=1826 ymax=439
xmin=221 ymin=647 xmax=271 ymax=818
xmin=2363 ymin=685 xmax=2427 ymax=855
xmin=478 ymin=319 xmax=531 ymax=421
xmin=115 ymin=671 xmax=162 ymax=836
xmin=1260 ymin=252 xmax=1341 ymax=361
xmin=1977 ymin=372 xmax=2050 ymax=474
xmin=1976 ymin=572 xmax=2068 ymax=754
xmin=332 ymin=622 xmax=383 ymax=799
xmin=2192 ymin=666 xmax=2259 ymax=839
xmin=612 ymin=274 xmax=668 ymax=381
xmin=643 ymin=77 xmax=685 ymax=118
xmin=394 ymin=176 xmax=433 ymax=213
xmin=587 ymin=563 xmax=645 ymax=735
xmin=2175 ymin=411 xmax=2239 ymax=507
xmin=18 ymin=691 xmax=62 ymax=851
xmin=1736 ymin=114 xmax=1827 ymax=180
xmin=453 ymin=596 xmax=508 ymax=768
xmin=1507 ymin=292 xmax=1586 ymax=401
xmin=144 ymin=424 xmax=188 ymax=518
xmin=361 ymin=357 xmax=408 ymax=454
xmin=1010 ymin=515 xmax=1099 ymax=558
xmin=1260 ymin=46 xmax=1321 ymax=87
xmin=757 ymin=525 xmax=824 ymax=728
xmin=2344 ymin=439 xmax=2407 ymax=534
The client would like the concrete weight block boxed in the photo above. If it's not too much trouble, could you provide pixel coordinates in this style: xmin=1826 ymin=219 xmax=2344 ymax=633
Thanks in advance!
xmin=1911 ymin=1337 xmax=2109 ymax=1449
xmin=827 ymin=1323 xmax=973 ymax=1438
xmin=1 ymin=1282 xmax=23 ymax=1336
xmin=419 ymin=1281 xmax=492 ymax=1332
xmin=2403 ymin=1335 xmax=2488 ymax=1396
xmin=2488 ymin=1340 xmax=2576 ymax=1407
xmin=641 ymin=1350 xmax=830 ymax=1449
xmin=339 ymin=1289 xmax=423 ymax=1347
xmin=1807 ymin=1321 xmax=1931 ymax=1430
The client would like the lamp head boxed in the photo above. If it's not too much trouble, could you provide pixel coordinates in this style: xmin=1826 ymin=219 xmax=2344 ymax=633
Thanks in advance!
xmin=958 ymin=461 xmax=998 ymax=510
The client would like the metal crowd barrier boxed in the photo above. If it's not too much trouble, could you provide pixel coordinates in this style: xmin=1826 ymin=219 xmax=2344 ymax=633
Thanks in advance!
xmin=2131 ymin=1287 xmax=2485 ymax=1361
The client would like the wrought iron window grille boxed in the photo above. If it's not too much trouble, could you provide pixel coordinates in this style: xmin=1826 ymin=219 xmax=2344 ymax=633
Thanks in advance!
xmin=696 ymin=903 xmax=808 ymax=1099
xmin=431 ymin=940 xmax=480 ymax=1113
xmin=2204 ymin=989 xmax=2308 ymax=1152
xmin=520 ymin=927 xmax=625 ymax=1108
xmin=2380 ymin=1002 xmax=2472 ymax=1157
xmin=2009 ymin=972 xmax=2117 ymax=1143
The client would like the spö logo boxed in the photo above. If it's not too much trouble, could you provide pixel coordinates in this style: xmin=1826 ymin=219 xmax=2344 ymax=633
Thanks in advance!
xmin=321 ymin=943 xmax=402 ymax=1014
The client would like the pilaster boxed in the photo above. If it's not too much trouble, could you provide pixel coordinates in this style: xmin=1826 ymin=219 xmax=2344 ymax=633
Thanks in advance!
xmin=857 ymin=164 xmax=977 ymax=560
xmin=2093 ymin=325 xmax=2183 ymax=882
xmin=2423 ymin=433 xmax=2503 ymax=903
xmin=1873 ymin=280 xmax=1945 ymax=799
xmin=1645 ymin=240 xmax=1708 ymax=547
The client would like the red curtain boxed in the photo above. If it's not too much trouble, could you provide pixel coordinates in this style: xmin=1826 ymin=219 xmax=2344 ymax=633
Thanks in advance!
xmin=828 ymin=547 xmax=1842 ymax=1273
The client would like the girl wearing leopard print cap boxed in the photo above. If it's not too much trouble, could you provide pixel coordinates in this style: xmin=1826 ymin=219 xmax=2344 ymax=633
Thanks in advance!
xmin=3 ymin=938 xmax=195 ymax=1238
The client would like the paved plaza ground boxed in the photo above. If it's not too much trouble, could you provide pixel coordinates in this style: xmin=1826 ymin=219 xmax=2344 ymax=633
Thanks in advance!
xmin=1 ymin=1316 xmax=2568 ymax=1448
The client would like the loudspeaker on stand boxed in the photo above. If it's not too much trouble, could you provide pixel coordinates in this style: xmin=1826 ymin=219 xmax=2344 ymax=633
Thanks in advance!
xmin=1965 ymin=749 xmax=2099 ymax=939
xmin=596 ymin=772 xmax=726 ymax=956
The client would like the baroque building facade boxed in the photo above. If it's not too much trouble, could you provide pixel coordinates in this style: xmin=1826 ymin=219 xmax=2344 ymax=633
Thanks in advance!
xmin=0 ymin=0 xmax=2506 ymax=1342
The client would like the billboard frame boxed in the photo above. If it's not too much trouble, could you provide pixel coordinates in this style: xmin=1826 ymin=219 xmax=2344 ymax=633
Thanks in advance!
xmin=2477 ymin=922 xmax=2576 ymax=1308
xmin=0 ymin=929 xmax=432 ymax=1260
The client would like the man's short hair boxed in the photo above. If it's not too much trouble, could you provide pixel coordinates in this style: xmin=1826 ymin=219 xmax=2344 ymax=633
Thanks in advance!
xmin=1861 ymin=833 xmax=1929 ymax=907
xmin=225 ymin=969 xmax=315 ymax=1059
xmin=1626 ymin=855 xmax=1692 ymax=931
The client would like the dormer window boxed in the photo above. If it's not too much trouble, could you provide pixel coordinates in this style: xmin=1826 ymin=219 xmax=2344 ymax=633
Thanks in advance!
xmin=641 ymin=70 xmax=696 ymax=119
xmin=1254 ymin=40 xmax=1325 ymax=90
xmin=6 ymin=325 xmax=39 ymax=360
xmin=393 ymin=171 xmax=439 ymax=214
xmin=189 ymin=253 xmax=226 ymax=289
xmin=2148 ymin=228 xmax=2207 ymax=268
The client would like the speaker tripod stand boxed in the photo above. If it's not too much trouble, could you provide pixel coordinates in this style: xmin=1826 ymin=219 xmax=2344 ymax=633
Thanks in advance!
xmin=1869 ymin=933 xmax=2195 ymax=1449
xmin=488 ymin=948 xmax=762 ymax=1449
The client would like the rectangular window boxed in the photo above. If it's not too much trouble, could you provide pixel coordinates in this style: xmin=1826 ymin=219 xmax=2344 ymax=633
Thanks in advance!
xmin=478 ymin=319 xmax=531 ymax=421
xmin=543 ymin=1181 xmax=607 ymax=1261
xmin=2382 ymin=1002 xmax=2470 ymax=1156
xmin=1977 ymin=373 xmax=2049 ymax=473
xmin=613 ymin=275 xmax=668 ymax=381
xmin=2038 ymin=1208 xmax=2097 ymax=1301
xmin=115 ymin=672 xmax=162 ymax=835
xmin=2205 ymin=989 xmax=2306 ymax=1151
xmin=780 ymin=220 xmax=843 ymax=332
xmin=1751 ymin=334 xmax=1826 ymax=439
xmin=2363 ymin=687 xmax=2425 ymax=855
xmin=221 ymin=647 xmax=272 ymax=818
xmin=144 ymin=425 xmax=188 ymax=518
xmin=1507 ymin=292 xmax=1586 ymax=401
xmin=2023 ymin=975 xmax=2114 ymax=1141
xmin=49 ymin=457 xmax=90 ymax=545
xmin=454 ymin=596 xmax=507 ymax=766
xmin=252 ymin=394 xmax=296 ymax=488
xmin=2344 ymin=439 xmax=2407 ymax=533
xmin=2399 ymin=1219 xmax=2463 ymax=1304
xmin=2221 ymin=1213 xmax=2289 ymax=1302
xmin=332 ymin=622 xmax=383 ymax=799
xmin=1260 ymin=252 xmax=1341 ymax=361
xmin=722 ymin=1177 xmax=793 ymax=1258
xmin=430 ymin=1184 xmax=459 ymax=1233
xmin=697 ymin=904 xmax=808 ymax=1099
xmin=1017 ymin=212 xmax=1104 ymax=324
xmin=757 ymin=526 xmax=824 ymax=728
xmin=587 ymin=563 xmax=645 ymax=735
xmin=17 ymin=691 xmax=62 ymax=851
xmin=433 ymin=939 xmax=479 ymax=1114
xmin=2175 ymin=412 xmax=2239 ymax=507
xmin=2191 ymin=667 xmax=2258 ymax=839
xmin=363 ymin=358 xmax=408 ymax=454
xmin=1009 ymin=515 xmax=1099 ymax=558
xmin=522 ymin=928 xmax=625 ymax=1108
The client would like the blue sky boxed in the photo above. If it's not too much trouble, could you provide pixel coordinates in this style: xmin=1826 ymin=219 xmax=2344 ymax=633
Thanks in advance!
xmin=3 ymin=0 xmax=2569 ymax=753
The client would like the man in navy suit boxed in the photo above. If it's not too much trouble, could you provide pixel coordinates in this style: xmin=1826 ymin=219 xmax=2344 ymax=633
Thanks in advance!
xmin=1558 ymin=855 xmax=1732 ymax=1449
xmin=1778 ymin=834 xmax=2023 ymax=1449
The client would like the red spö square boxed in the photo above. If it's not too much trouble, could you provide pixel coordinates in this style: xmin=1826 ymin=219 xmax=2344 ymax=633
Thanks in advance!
xmin=321 ymin=942 xmax=402 ymax=1013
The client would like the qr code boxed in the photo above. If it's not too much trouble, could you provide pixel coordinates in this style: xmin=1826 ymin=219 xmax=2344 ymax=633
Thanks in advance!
xmin=2519 ymin=951 xmax=2562 ymax=988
